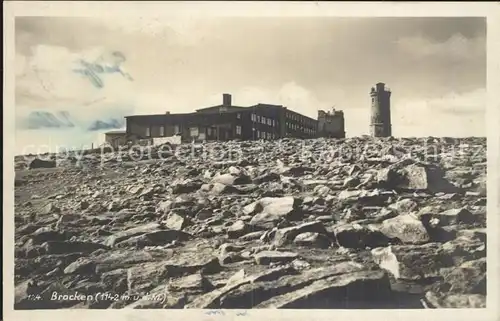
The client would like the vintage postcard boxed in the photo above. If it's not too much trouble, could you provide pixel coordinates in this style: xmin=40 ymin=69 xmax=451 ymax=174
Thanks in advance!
xmin=3 ymin=1 xmax=500 ymax=321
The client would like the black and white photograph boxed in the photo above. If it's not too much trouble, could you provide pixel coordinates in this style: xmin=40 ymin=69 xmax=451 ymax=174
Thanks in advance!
xmin=3 ymin=1 xmax=499 ymax=319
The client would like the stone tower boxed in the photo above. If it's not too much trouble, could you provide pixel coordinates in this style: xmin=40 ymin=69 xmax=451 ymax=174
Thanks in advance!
xmin=370 ymin=82 xmax=392 ymax=137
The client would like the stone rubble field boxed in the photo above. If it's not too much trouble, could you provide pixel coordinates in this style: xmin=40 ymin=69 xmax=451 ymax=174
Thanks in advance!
xmin=14 ymin=136 xmax=487 ymax=309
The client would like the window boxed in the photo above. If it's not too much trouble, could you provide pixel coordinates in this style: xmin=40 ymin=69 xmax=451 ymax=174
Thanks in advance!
xmin=159 ymin=126 xmax=165 ymax=136
xmin=267 ymin=118 xmax=272 ymax=126
xmin=261 ymin=116 xmax=266 ymax=124
xmin=237 ymin=113 xmax=241 ymax=119
xmin=251 ymin=114 xmax=256 ymax=122
xmin=257 ymin=115 xmax=261 ymax=123
xmin=256 ymin=131 xmax=260 ymax=138
xmin=236 ymin=125 xmax=242 ymax=135
xmin=261 ymin=131 xmax=266 ymax=139
xmin=145 ymin=127 xmax=151 ymax=137
xmin=174 ymin=125 xmax=180 ymax=134
xmin=190 ymin=127 xmax=199 ymax=137
xmin=272 ymin=119 xmax=275 ymax=127
xmin=207 ymin=128 xmax=212 ymax=135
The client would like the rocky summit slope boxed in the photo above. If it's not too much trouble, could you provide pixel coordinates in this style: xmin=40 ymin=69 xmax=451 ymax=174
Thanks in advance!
xmin=14 ymin=136 xmax=487 ymax=309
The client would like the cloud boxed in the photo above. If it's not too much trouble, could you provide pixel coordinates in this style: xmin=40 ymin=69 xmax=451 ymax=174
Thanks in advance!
xmin=14 ymin=17 xmax=487 ymax=150
xmin=396 ymin=33 xmax=485 ymax=60
xmin=391 ymin=88 xmax=486 ymax=137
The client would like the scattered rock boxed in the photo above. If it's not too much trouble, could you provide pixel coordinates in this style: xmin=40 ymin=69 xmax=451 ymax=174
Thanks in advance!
xmin=227 ymin=220 xmax=251 ymax=239
xmin=379 ymin=213 xmax=431 ymax=244
xmin=14 ymin=136 xmax=487 ymax=309
xmin=247 ymin=197 xmax=301 ymax=229
xmin=440 ymin=257 xmax=486 ymax=294
xmin=332 ymin=223 xmax=390 ymax=249
xmin=255 ymin=270 xmax=391 ymax=308
xmin=64 ymin=258 xmax=96 ymax=275
xmin=272 ymin=221 xmax=328 ymax=247
xmin=254 ymin=251 xmax=299 ymax=265
xmin=371 ymin=243 xmax=454 ymax=280
xmin=29 ymin=158 xmax=56 ymax=169
xmin=293 ymin=232 xmax=331 ymax=249
xmin=162 ymin=213 xmax=191 ymax=230
xmin=423 ymin=291 xmax=486 ymax=308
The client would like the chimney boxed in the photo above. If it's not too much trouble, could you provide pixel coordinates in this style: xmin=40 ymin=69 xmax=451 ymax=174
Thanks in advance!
xmin=165 ymin=111 xmax=170 ymax=114
xmin=223 ymin=93 xmax=232 ymax=106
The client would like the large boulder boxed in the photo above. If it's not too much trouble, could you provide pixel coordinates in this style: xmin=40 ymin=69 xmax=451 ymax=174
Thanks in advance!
xmin=379 ymin=213 xmax=431 ymax=244
xmin=371 ymin=243 xmax=454 ymax=280
xmin=332 ymin=223 xmax=390 ymax=249
xmin=246 ymin=197 xmax=302 ymax=229
xmin=440 ymin=258 xmax=486 ymax=294
xmin=29 ymin=158 xmax=56 ymax=169
xmin=379 ymin=163 xmax=458 ymax=193
xmin=273 ymin=221 xmax=329 ymax=247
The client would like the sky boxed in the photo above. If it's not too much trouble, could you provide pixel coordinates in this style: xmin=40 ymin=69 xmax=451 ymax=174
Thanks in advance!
xmin=15 ymin=16 xmax=486 ymax=153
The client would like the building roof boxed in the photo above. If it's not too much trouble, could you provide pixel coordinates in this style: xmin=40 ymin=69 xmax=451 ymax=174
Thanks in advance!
xmin=195 ymin=105 xmax=248 ymax=113
xmin=125 ymin=101 xmax=321 ymax=122
xmin=105 ymin=130 xmax=126 ymax=135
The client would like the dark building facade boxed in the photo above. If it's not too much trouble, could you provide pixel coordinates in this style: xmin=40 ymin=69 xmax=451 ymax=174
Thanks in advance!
xmin=124 ymin=94 xmax=344 ymax=144
xmin=317 ymin=109 xmax=345 ymax=138
xmin=370 ymin=82 xmax=392 ymax=137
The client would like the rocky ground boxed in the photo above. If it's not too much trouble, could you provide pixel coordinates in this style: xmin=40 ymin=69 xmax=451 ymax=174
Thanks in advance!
xmin=14 ymin=136 xmax=487 ymax=309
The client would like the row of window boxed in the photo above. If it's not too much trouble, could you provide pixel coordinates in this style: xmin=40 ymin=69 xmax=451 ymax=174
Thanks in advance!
xmin=146 ymin=125 xmax=246 ymax=138
xmin=145 ymin=123 xmax=314 ymax=138
xmin=145 ymin=125 xmax=180 ymax=137
xmin=286 ymin=112 xmax=315 ymax=127
xmin=256 ymin=131 xmax=275 ymax=139
xmin=250 ymin=114 xmax=277 ymax=127
xmin=286 ymin=122 xmax=316 ymax=135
